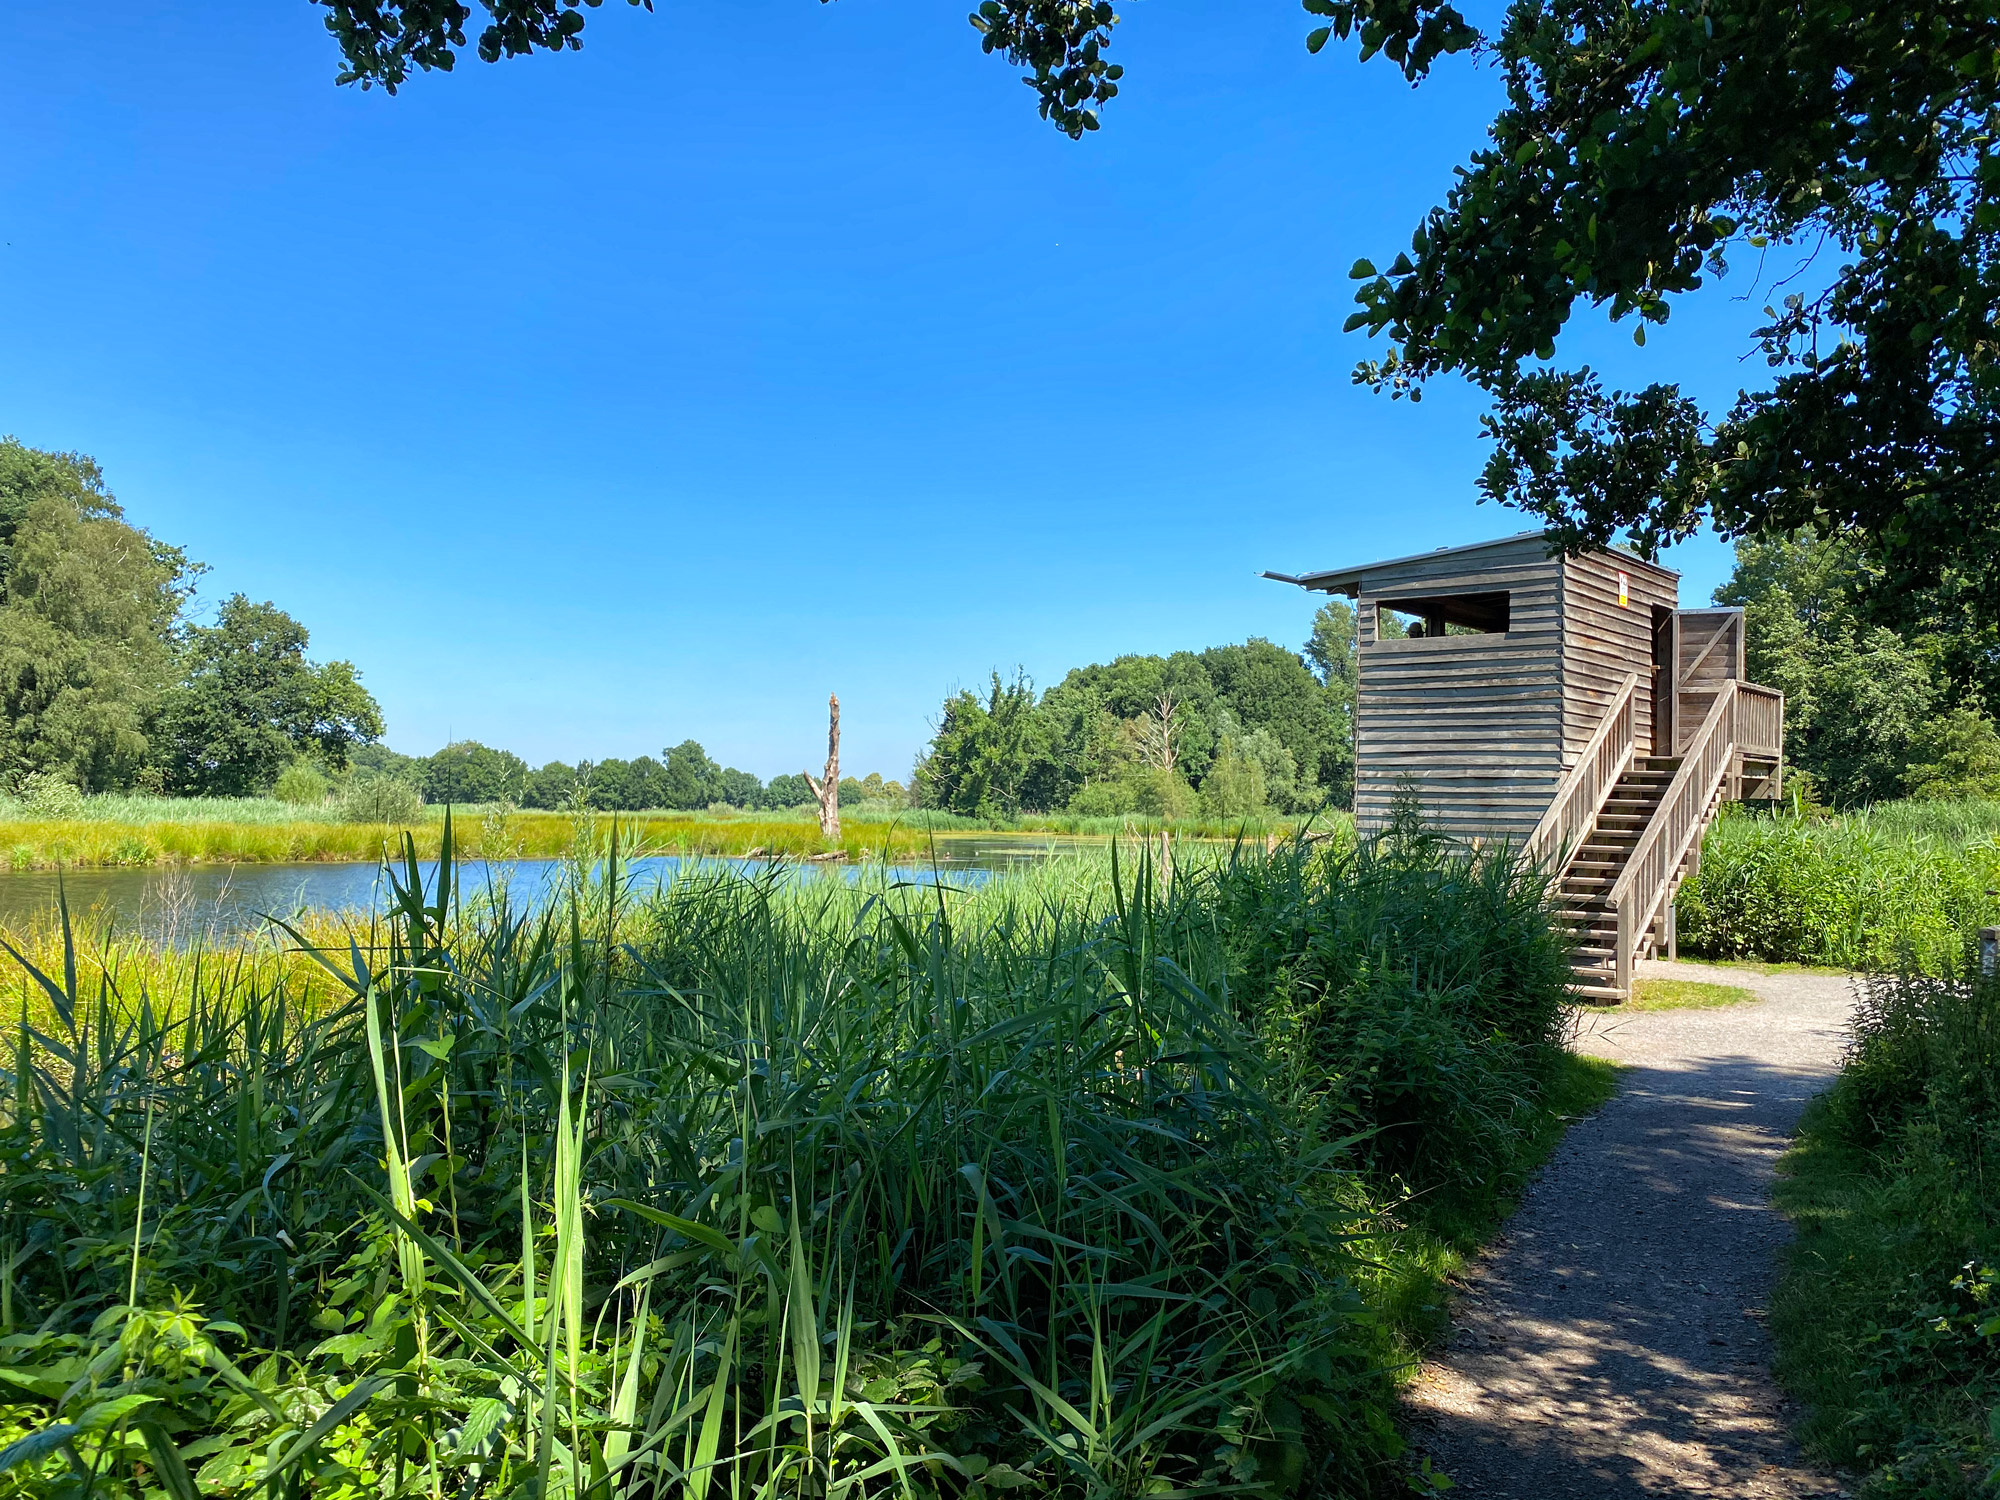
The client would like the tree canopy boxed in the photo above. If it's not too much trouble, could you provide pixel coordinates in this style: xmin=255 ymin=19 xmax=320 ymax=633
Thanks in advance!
xmin=157 ymin=595 xmax=384 ymax=796
xmin=0 ymin=440 xmax=384 ymax=797
xmin=914 ymin=605 xmax=1356 ymax=819
xmin=1719 ymin=532 xmax=2000 ymax=805
xmin=1340 ymin=0 xmax=2000 ymax=632
xmin=315 ymin=0 xmax=1125 ymax=137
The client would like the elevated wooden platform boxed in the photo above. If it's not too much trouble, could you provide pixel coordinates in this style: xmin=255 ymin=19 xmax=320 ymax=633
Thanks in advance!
xmin=1271 ymin=530 xmax=1783 ymax=1001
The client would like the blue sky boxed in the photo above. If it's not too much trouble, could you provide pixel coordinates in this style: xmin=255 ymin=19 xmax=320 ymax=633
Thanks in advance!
xmin=2 ymin=1 xmax=1784 ymax=779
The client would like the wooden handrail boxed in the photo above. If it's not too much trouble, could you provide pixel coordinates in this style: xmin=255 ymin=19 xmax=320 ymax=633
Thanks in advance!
xmin=1524 ymin=671 xmax=1640 ymax=875
xmin=1606 ymin=679 xmax=1741 ymax=995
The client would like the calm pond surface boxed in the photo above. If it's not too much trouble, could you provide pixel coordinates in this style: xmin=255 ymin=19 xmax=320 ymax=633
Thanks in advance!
xmin=0 ymin=836 xmax=1112 ymax=944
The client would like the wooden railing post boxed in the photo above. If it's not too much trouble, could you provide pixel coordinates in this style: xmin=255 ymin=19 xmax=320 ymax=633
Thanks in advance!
xmin=1616 ymin=899 xmax=1634 ymax=996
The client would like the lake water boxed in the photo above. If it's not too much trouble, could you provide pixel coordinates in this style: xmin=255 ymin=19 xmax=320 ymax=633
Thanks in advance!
xmin=0 ymin=836 xmax=1111 ymax=944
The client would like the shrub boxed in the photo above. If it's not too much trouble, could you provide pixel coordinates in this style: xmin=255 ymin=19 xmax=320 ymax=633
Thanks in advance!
xmin=15 ymin=770 xmax=84 ymax=818
xmin=1201 ymin=741 xmax=1268 ymax=817
xmin=333 ymin=771 xmax=422 ymax=823
xmin=271 ymin=758 xmax=329 ymax=806
xmin=1221 ymin=816 xmax=1578 ymax=1214
xmin=1068 ymin=767 xmax=1198 ymax=819
xmin=1773 ymin=964 xmax=2000 ymax=1493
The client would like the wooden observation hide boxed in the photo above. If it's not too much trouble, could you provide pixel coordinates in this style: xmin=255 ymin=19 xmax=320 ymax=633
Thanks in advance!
xmin=1268 ymin=530 xmax=1783 ymax=999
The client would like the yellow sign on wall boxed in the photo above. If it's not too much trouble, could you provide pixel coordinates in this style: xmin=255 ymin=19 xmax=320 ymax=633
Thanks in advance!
xmin=1617 ymin=570 xmax=1629 ymax=607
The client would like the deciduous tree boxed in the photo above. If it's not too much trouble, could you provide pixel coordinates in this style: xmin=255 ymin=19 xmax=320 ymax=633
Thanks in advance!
xmin=1338 ymin=0 xmax=2000 ymax=635
xmin=660 ymin=739 xmax=725 ymax=810
xmin=0 ymin=444 xmax=195 ymax=791
xmin=1718 ymin=532 xmax=2000 ymax=804
xmin=158 ymin=596 xmax=383 ymax=796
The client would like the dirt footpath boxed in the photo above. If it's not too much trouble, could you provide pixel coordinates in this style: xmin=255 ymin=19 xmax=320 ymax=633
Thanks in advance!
xmin=1403 ymin=960 xmax=1857 ymax=1497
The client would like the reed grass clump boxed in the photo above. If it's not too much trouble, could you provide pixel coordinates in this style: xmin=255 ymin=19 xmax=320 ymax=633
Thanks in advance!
xmin=0 ymin=819 xmax=1582 ymax=1498
xmin=1675 ymin=802 xmax=2000 ymax=972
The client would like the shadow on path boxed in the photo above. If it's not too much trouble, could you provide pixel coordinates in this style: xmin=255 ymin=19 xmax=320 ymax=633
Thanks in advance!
xmin=1403 ymin=964 xmax=1855 ymax=1497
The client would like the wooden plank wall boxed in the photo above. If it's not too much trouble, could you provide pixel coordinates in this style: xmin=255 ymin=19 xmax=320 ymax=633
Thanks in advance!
xmin=1673 ymin=609 xmax=1745 ymax=753
xmin=1354 ymin=536 xmax=1564 ymax=842
xmin=1560 ymin=552 xmax=1679 ymax=761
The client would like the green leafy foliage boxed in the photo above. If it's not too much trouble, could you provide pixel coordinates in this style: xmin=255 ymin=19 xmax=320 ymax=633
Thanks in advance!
xmin=0 ymin=443 xmax=195 ymax=793
xmin=156 ymin=595 xmax=382 ymax=798
xmin=0 ymin=443 xmax=381 ymax=799
xmin=967 ymin=0 xmax=1123 ymax=138
xmin=1773 ymin=963 xmax=2000 ymax=1495
xmin=918 ymin=613 xmax=1355 ymax=820
xmin=1675 ymin=802 xmax=2000 ymax=973
xmin=313 ymin=0 xmax=655 ymax=92
xmin=1718 ymin=532 xmax=2000 ymax=805
xmin=508 ymin=742 xmax=784 ymax=812
xmin=312 ymin=0 xmax=1128 ymax=141
xmin=334 ymin=769 xmax=425 ymax=823
xmin=272 ymin=759 xmax=331 ymax=807
xmin=1336 ymin=0 xmax=2000 ymax=632
xmin=419 ymin=739 xmax=530 ymax=805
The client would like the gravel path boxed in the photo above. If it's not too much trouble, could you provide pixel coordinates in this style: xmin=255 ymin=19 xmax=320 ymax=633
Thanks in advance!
xmin=1402 ymin=960 xmax=1858 ymax=1497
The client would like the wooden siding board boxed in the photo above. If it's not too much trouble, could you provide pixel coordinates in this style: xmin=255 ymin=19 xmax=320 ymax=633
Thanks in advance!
xmin=1346 ymin=540 xmax=1687 ymax=838
xmin=1560 ymin=553 xmax=1677 ymax=760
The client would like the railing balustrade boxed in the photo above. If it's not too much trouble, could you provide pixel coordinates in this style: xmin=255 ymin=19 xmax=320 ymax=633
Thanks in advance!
xmin=1607 ymin=679 xmax=1742 ymax=995
xmin=1523 ymin=671 xmax=1640 ymax=875
xmin=1737 ymin=682 xmax=1784 ymax=758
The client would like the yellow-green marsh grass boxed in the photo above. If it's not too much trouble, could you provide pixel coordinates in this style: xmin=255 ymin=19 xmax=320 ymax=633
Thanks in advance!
xmin=0 ymin=790 xmax=1338 ymax=868
xmin=0 ymin=903 xmax=371 ymax=1032
xmin=0 ymin=810 xmax=951 ymax=869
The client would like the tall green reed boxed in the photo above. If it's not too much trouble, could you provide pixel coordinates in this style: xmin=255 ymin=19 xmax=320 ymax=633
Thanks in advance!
xmin=0 ymin=816 xmax=1575 ymax=1498
xmin=1677 ymin=802 xmax=2000 ymax=971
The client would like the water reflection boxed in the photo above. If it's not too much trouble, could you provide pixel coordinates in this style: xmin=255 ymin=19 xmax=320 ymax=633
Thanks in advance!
xmin=0 ymin=837 xmax=1107 ymax=946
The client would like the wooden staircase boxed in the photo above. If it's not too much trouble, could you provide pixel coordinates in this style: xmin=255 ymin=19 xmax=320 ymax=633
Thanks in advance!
xmin=1524 ymin=671 xmax=1785 ymax=1003
xmin=1558 ymin=758 xmax=1681 ymax=1001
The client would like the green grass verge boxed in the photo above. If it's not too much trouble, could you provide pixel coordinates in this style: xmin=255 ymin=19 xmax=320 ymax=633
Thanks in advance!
xmin=1578 ymin=976 xmax=1763 ymax=1013
xmin=1769 ymin=964 xmax=2000 ymax=1496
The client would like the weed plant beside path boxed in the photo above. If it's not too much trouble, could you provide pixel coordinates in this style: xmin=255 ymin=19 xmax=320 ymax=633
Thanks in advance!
xmin=0 ymin=822 xmax=1583 ymax=1498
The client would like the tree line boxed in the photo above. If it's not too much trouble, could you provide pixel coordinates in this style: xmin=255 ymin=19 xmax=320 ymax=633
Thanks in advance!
xmin=911 ymin=607 xmax=1358 ymax=819
xmin=349 ymin=740 xmax=905 ymax=815
xmin=1723 ymin=535 xmax=2000 ymax=808
xmin=0 ymin=440 xmax=382 ymax=797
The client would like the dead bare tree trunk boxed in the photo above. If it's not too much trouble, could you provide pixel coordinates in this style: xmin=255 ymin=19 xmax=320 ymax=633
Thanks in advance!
xmin=802 ymin=694 xmax=841 ymax=841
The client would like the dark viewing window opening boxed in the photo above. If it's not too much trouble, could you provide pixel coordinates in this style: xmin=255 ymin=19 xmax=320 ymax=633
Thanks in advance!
xmin=1375 ymin=591 xmax=1510 ymax=639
